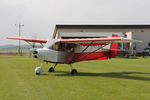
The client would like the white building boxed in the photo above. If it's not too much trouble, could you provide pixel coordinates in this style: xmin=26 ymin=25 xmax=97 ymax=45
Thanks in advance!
xmin=52 ymin=25 xmax=150 ymax=55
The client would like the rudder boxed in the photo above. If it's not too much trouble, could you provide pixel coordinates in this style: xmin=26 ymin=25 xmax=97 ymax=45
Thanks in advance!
xmin=109 ymin=34 xmax=118 ymax=58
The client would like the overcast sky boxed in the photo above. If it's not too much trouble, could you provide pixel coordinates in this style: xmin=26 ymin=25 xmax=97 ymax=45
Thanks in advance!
xmin=0 ymin=0 xmax=150 ymax=46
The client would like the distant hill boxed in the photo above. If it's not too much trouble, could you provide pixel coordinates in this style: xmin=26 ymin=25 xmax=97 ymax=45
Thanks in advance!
xmin=0 ymin=45 xmax=30 ymax=50
xmin=0 ymin=44 xmax=43 ymax=53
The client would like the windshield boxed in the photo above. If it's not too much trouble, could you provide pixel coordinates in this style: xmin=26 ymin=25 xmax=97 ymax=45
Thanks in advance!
xmin=44 ymin=39 xmax=60 ymax=49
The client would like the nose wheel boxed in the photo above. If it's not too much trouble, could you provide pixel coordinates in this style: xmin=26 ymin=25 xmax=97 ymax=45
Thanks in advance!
xmin=35 ymin=62 xmax=44 ymax=75
xmin=35 ymin=68 xmax=43 ymax=75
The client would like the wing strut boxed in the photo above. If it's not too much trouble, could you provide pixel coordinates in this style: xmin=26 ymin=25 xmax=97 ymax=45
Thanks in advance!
xmin=73 ymin=43 xmax=110 ymax=62
xmin=71 ymin=41 xmax=94 ymax=63
xmin=71 ymin=42 xmax=110 ymax=63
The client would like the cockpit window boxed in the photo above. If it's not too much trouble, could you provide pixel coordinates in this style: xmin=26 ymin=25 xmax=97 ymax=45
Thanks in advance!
xmin=51 ymin=42 xmax=76 ymax=52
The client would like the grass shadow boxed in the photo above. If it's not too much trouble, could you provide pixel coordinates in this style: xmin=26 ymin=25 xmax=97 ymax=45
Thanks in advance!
xmin=54 ymin=71 xmax=150 ymax=81
xmin=38 ymin=73 xmax=49 ymax=75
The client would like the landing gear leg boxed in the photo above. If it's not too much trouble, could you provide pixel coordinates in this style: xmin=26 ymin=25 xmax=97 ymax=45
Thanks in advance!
xmin=70 ymin=64 xmax=77 ymax=75
xmin=35 ymin=62 xmax=44 ymax=75
xmin=49 ymin=63 xmax=57 ymax=72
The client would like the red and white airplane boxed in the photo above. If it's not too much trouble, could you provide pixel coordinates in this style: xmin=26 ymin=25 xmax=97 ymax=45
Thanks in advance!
xmin=7 ymin=34 xmax=140 ymax=75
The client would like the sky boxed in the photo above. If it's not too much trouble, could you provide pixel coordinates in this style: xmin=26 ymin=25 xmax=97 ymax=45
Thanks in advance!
xmin=0 ymin=0 xmax=150 ymax=46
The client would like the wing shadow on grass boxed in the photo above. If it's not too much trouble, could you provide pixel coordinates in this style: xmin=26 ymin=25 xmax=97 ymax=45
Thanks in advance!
xmin=54 ymin=71 xmax=150 ymax=81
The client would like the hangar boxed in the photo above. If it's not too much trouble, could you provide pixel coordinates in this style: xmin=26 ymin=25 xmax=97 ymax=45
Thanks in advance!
xmin=52 ymin=25 xmax=150 ymax=55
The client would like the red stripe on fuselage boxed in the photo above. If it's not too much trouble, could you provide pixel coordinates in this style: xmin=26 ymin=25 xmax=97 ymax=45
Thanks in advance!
xmin=72 ymin=51 xmax=112 ymax=62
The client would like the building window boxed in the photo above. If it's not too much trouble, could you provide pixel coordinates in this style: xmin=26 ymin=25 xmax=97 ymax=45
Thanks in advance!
xmin=148 ymin=43 xmax=150 ymax=47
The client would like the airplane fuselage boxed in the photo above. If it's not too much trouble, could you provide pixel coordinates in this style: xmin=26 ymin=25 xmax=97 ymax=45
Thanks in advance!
xmin=32 ymin=48 xmax=74 ymax=64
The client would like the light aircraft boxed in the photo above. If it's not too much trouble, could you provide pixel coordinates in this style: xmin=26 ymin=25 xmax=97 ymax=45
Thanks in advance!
xmin=7 ymin=34 xmax=140 ymax=75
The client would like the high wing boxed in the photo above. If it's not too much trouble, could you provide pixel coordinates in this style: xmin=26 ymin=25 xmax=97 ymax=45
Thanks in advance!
xmin=7 ymin=37 xmax=48 ymax=43
xmin=60 ymin=37 xmax=141 ymax=44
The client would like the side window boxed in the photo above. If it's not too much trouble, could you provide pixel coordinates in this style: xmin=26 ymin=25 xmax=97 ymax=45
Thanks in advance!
xmin=51 ymin=43 xmax=76 ymax=52
xmin=51 ymin=43 xmax=59 ymax=50
xmin=64 ymin=43 xmax=76 ymax=52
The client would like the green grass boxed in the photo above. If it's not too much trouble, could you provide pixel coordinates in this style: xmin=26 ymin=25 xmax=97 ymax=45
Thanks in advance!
xmin=0 ymin=55 xmax=150 ymax=100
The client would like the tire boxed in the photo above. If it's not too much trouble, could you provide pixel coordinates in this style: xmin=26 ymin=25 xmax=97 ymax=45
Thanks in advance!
xmin=36 ymin=73 xmax=40 ymax=75
xmin=49 ymin=67 xmax=55 ymax=72
xmin=71 ymin=69 xmax=77 ymax=75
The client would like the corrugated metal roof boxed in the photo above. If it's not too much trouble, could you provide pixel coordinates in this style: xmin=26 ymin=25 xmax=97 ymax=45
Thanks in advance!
xmin=53 ymin=25 xmax=150 ymax=39
xmin=59 ymin=32 xmax=124 ymax=38
xmin=56 ymin=25 xmax=150 ymax=29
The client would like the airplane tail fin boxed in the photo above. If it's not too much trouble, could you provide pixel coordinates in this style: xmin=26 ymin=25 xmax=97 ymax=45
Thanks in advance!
xmin=109 ymin=34 xmax=118 ymax=58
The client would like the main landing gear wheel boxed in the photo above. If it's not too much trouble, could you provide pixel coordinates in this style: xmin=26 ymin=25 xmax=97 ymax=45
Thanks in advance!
xmin=71 ymin=69 xmax=77 ymax=75
xmin=48 ymin=67 xmax=55 ymax=72
xmin=48 ymin=64 xmax=57 ymax=72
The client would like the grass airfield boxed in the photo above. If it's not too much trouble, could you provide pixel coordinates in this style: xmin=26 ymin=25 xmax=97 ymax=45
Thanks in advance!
xmin=0 ymin=55 xmax=150 ymax=100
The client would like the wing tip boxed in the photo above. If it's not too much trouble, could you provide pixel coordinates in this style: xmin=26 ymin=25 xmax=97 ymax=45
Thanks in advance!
xmin=122 ymin=38 xmax=142 ymax=43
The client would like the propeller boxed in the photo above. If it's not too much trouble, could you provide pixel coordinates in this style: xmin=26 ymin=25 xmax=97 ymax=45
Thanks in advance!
xmin=28 ymin=33 xmax=38 ymax=57
xmin=31 ymin=33 xmax=38 ymax=48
